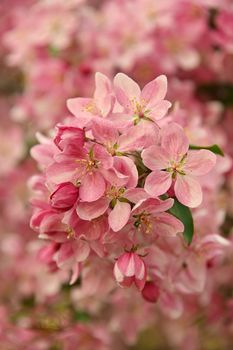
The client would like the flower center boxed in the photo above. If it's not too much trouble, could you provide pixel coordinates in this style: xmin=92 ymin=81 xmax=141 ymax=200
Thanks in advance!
xmin=133 ymin=211 xmax=153 ymax=234
xmin=166 ymin=157 xmax=186 ymax=177
xmin=106 ymin=186 xmax=125 ymax=200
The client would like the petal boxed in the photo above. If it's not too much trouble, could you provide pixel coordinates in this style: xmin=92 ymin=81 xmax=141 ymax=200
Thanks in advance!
xmin=114 ymin=261 xmax=124 ymax=282
xmin=69 ymin=263 xmax=80 ymax=285
xmin=55 ymin=242 xmax=74 ymax=269
xmin=119 ymin=122 xmax=158 ymax=152
xmin=144 ymin=170 xmax=172 ymax=197
xmin=94 ymin=72 xmax=113 ymax=116
xmin=133 ymin=254 xmax=146 ymax=280
xmin=79 ymin=172 xmax=105 ymax=202
xmin=112 ymin=156 xmax=138 ymax=188
xmin=74 ymin=240 xmax=90 ymax=262
xmin=46 ymin=162 xmax=76 ymax=184
xmin=160 ymin=123 xmax=189 ymax=161
xmin=114 ymin=73 xmax=140 ymax=110
xmin=124 ymin=188 xmax=150 ymax=204
xmin=141 ymin=75 xmax=168 ymax=105
xmin=66 ymin=97 xmax=95 ymax=127
xmin=76 ymin=197 xmax=109 ymax=220
xmin=125 ymin=253 xmax=136 ymax=277
xmin=116 ymin=252 xmax=133 ymax=276
xmin=183 ymin=150 xmax=216 ymax=176
xmin=108 ymin=201 xmax=131 ymax=232
xmin=174 ymin=175 xmax=202 ymax=208
xmin=91 ymin=118 xmax=118 ymax=144
xmin=149 ymin=100 xmax=172 ymax=121
xmin=133 ymin=198 xmax=174 ymax=215
xmin=154 ymin=212 xmax=184 ymax=236
xmin=142 ymin=145 xmax=170 ymax=170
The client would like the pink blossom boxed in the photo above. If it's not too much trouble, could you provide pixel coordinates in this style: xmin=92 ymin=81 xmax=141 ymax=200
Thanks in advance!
xmin=47 ymin=143 xmax=113 ymax=202
xmin=113 ymin=73 xmax=171 ymax=126
xmin=142 ymin=123 xmax=216 ymax=207
xmin=67 ymin=72 xmax=114 ymax=128
xmin=131 ymin=198 xmax=184 ymax=236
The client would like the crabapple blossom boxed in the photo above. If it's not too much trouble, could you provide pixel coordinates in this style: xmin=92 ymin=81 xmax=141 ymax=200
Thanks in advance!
xmin=113 ymin=73 xmax=171 ymax=126
xmin=142 ymin=123 xmax=217 ymax=207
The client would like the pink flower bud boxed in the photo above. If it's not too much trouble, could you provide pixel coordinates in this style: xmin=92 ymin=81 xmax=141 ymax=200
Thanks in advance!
xmin=54 ymin=125 xmax=84 ymax=150
xmin=114 ymin=252 xmax=146 ymax=291
xmin=142 ymin=281 xmax=160 ymax=303
xmin=50 ymin=182 xmax=79 ymax=211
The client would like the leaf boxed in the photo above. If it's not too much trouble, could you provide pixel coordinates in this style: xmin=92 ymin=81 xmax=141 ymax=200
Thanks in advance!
xmin=189 ymin=144 xmax=224 ymax=156
xmin=169 ymin=199 xmax=194 ymax=245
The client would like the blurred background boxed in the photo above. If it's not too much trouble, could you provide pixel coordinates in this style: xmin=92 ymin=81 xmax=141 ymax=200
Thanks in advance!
xmin=0 ymin=0 xmax=233 ymax=349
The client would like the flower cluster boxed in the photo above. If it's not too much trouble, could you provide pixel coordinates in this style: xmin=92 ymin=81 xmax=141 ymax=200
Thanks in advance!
xmin=30 ymin=72 xmax=227 ymax=312
xmin=1 ymin=0 xmax=233 ymax=348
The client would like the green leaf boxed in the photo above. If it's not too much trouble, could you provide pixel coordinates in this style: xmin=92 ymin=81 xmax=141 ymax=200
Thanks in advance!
xmin=189 ymin=144 xmax=224 ymax=156
xmin=169 ymin=199 xmax=194 ymax=245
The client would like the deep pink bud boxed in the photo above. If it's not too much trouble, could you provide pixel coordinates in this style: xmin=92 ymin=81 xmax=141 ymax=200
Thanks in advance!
xmin=114 ymin=252 xmax=147 ymax=291
xmin=141 ymin=281 xmax=160 ymax=303
xmin=54 ymin=125 xmax=84 ymax=150
xmin=50 ymin=182 xmax=79 ymax=211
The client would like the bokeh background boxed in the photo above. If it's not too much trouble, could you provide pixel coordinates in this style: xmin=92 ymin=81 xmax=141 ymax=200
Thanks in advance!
xmin=0 ymin=0 xmax=233 ymax=349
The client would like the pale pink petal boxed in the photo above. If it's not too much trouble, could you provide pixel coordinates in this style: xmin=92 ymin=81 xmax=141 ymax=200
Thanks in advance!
xmin=77 ymin=197 xmax=109 ymax=220
xmin=124 ymin=188 xmax=150 ymax=203
xmin=154 ymin=212 xmax=184 ymax=236
xmin=69 ymin=263 xmax=80 ymax=285
xmin=92 ymin=144 xmax=113 ymax=169
xmin=30 ymin=144 xmax=55 ymax=166
xmin=160 ymin=123 xmax=189 ymax=161
xmin=114 ymin=261 xmax=124 ymax=282
xmin=94 ymin=72 xmax=112 ymax=98
xmin=94 ymin=72 xmax=114 ymax=116
xmin=66 ymin=97 xmax=96 ymax=126
xmin=198 ymin=234 xmax=230 ymax=260
xmin=74 ymin=240 xmax=90 ymax=262
xmin=141 ymin=75 xmax=168 ymax=105
xmin=114 ymin=73 xmax=140 ymax=110
xmin=79 ymin=172 xmax=105 ymax=202
xmin=174 ymin=175 xmax=202 ymax=208
xmin=46 ymin=162 xmax=76 ymax=184
xmin=144 ymin=170 xmax=172 ymax=197
xmin=108 ymin=201 xmax=131 ymax=232
xmin=133 ymin=198 xmax=174 ymax=215
xmin=118 ymin=122 xmax=158 ymax=152
xmin=55 ymin=243 xmax=74 ymax=269
xmin=113 ymin=156 xmax=138 ymax=188
xmin=183 ymin=150 xmax=216 ymax=176
xmin=133 ymin=254 xmax=146 ymax=280
xmin=91 ymin=118 xmax=118 ymax=144
xmin=149 ymin=100 xmax=172 ymax=121
xmin=142 ymin=145 xmax=170 ymax=170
